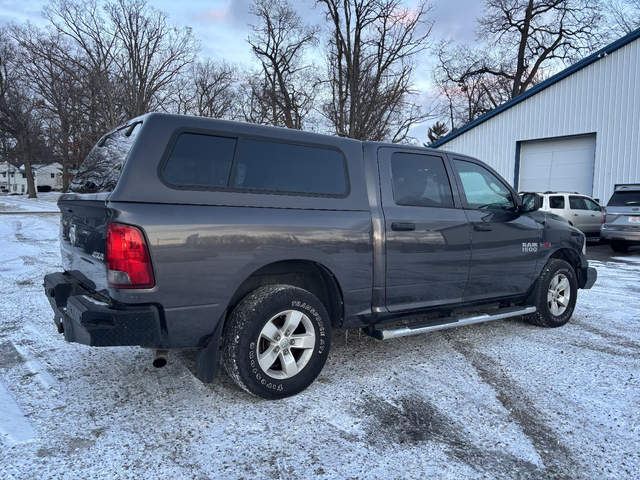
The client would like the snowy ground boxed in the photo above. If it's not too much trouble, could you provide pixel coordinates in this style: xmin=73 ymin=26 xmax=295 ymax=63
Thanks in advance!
xmin=0 ymin=195 xmax=639 ymax=479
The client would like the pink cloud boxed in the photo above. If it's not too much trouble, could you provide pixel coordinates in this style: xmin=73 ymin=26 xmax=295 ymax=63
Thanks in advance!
xmin=198 ymin=7 xmax=230 ymax=24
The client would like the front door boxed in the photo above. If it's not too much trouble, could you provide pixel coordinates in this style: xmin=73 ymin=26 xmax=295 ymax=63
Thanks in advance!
xmin=379 ymin=149 xmax=471 ymax=312
xmin=451 ymin=158 xmax=540 ymax=302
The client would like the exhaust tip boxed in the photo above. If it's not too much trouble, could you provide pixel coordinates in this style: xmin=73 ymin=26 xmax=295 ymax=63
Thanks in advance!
xmin=152 ymin=357 xmax=167 ymax=368
xmin=152 ymin=350 xmax=170 ymax=368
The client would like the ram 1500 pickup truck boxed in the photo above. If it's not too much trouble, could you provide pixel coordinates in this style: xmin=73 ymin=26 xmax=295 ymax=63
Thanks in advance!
xmin=44 ymin=113 xmax=597 ymax=399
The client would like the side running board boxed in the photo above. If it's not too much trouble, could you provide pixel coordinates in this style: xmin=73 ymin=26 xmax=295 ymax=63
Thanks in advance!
xmin=364 ymin=306 xmax=536 ymax=341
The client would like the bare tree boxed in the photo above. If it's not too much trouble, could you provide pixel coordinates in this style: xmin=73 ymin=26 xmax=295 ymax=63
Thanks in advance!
xmin=176 ymin=59 xmax=240 ymax=119
xmin=11 ymin=24 xmax=87 ymax=191
xmin=44 ymin=0 xmax=123 ymax=133
xmin=477 ymin=0 xmax=604 ymax=98
xmin=317 ymin=0 xmax=434 ymax=142
xmin=433 ymin=41 xmax=517 ymax=129
xmin=0 ymin=29 xmax=46 ymax=198
xmin=246 ymin=0 xmax=318 ymax=129
xmin=605 ymin=0 xmax=640 ymax=35
xmin=105 ymin=0 xmax=199 ymax=118
xmin=433 ymin=0 xmax=604 ymax=128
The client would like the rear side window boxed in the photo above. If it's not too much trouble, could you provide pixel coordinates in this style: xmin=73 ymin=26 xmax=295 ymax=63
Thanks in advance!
xmin=569 ymin=196 xmax=587 ymax=210
xmin=583 ymin=198 xmax=600 ymax=211
xmin=608 ymin=191 xmax=640 ymax=206
xmin=549 ymin=196 xmax=565 ymax=209
xmin=232 ymin=139 xmax=347 ymax=196
xmin=70 ymin=123 xmax=142 ymax=193
xmin=163 ymin=133 xmax=236 ymax=187
xmin=390 ymin=153 xmax=454 ymax=208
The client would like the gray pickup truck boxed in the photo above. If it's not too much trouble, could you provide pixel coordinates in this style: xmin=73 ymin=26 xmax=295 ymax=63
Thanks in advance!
xmin=44 ymin=113 xmax=597 ymax=399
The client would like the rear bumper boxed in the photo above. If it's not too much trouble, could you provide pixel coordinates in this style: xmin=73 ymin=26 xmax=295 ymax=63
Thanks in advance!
xmin=44 ymin=272 xmax=163 ymax=347
xmin=600 ymin=228 xmax=640 ymax=244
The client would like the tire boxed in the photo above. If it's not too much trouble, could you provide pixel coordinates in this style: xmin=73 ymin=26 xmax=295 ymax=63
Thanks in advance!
xmin=222 ymin=284 xmax=331 ymax=399
xmin=526 ymin=259 xmax=578 ymax=328
xmin=610 ymin=241 xmax=629 ymax=253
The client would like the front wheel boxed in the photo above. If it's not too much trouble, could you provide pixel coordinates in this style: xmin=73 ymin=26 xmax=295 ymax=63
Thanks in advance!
xmin=222 ymin=284 xmax=331 ymax=399
xmin=526 ymin=259 xmax=578 ymax=328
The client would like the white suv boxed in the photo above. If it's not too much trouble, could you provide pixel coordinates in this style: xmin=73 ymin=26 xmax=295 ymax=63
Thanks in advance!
xmin=520 ymin=191 xmax=603 ymax=236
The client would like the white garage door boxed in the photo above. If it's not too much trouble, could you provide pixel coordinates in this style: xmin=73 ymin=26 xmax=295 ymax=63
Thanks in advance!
xmin=518 ymin=135 xmax=596 ymax=195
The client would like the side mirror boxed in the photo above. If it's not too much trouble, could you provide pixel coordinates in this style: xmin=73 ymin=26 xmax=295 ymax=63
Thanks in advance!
xmin=520 ymin=193 xmax=542 ymax=213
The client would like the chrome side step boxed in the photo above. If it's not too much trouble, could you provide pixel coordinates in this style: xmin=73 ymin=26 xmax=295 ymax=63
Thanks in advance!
xmin=365 ymin=306 xmax=536 ymax=340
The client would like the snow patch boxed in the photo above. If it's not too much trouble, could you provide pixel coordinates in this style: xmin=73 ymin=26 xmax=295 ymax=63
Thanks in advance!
xmin=0 ymin=381 xmax=36 ymax=445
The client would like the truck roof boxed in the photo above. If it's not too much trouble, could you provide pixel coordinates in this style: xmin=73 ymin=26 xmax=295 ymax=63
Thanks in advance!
xmin=614 ymin=184 xmax=640 ymax=191
xmin=130 ymin=112 xmax=443 ymax=155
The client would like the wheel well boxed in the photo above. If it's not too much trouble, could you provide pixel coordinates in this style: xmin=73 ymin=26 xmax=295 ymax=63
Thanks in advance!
xmin=549 ymin=248 xmax=579 ymax=273
xmin=226 ymin=260 xmax=344 ymax=327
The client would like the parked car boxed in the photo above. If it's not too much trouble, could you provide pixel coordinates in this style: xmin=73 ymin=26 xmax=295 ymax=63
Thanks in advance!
xmin=601 ymin=184 xmax=640 ymax=252
xmin=519 ymin=191 xmax=603 ymax=236
xmin=43 ymin=113 xmax=597 ymax=399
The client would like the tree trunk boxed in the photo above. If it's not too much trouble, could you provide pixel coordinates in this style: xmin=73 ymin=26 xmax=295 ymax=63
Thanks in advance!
xmin=23 ymin=161 xmax=37 ymax=198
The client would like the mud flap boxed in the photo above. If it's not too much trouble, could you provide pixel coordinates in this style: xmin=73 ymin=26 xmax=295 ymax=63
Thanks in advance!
xmin=196 ymin=313 xmax=226 ymax=383
xmin=523 ymin=277 xmax=541 ymax=307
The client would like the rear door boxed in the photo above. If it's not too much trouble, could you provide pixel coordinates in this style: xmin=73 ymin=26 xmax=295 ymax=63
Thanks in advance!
xmin=568 ymin=196 xmax=591 ymax=232
xmin=451 ymin=158 xmax=539 ymax=302
xmin=379 ymin=148 xmax=471 ymax=312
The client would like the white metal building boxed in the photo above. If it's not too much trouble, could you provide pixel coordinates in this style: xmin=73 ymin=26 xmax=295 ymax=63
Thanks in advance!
xmin=432 ymin=28 xmax=640 ymax=205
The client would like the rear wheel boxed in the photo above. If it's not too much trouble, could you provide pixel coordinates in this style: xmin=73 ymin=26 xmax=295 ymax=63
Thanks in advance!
xmin=526 ymin=259 xmax=578 ymax=328
xmin=610 ymin=241 xmax=629 ymax=253
xmin=222 ymin=284 xmax=331 ymax=399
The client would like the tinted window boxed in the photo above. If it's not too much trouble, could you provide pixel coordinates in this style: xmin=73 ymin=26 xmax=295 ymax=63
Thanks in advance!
xmin=608 ymin=191 xmax=640 ymax=206
xmin=163 ymin=133 xmax=236 ymax=187
xmin=583 ymin=198 xmax=600 ymax=211
xmin=569 ymin=196 xmax=587 ymax=210
xmin=549 ymin=196 xmax=565 ymax=209
xmin=454 ymin=160 xmax=514 ymax=210
xmin=233 ymin=139 xmax=347 ymax=196
xmin=70 ymin=123 xmax=141 ymax=193
xmin=391 ymin=153 xmax=454 ymax=207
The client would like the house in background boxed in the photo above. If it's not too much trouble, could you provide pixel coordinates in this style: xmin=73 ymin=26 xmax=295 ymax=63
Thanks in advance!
xmin=0 ymin=161 xmax=63 ymax=193
xmin=0 ymin=161 xmax=21 ymax=192
xmin=432 ymin=28 xmax=640 ymax=205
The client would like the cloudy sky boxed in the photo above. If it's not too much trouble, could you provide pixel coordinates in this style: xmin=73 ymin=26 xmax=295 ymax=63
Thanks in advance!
xmin=0 ymin=0 xmax=485 ymax=142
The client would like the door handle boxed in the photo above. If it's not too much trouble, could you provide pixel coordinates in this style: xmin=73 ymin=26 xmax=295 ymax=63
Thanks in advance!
xmin=391 ymin=222 xmax=416 ymax=231
xmin=573 ymin=214 xmax=579 ymax=216
xmin=474 ymin=224 xmax=493 ymax=232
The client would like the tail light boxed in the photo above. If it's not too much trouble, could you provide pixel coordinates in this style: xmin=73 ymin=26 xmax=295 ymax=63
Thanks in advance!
xmin=602 ymin=211 xmax=606 ymax=223
xmin=106 ymin=222 xmax=155 ymax=289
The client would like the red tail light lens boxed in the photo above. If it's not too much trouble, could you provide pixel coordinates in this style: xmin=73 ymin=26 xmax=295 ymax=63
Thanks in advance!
xmin=602 ymin=211 xmax=606 ymax=223
xmin=106 ymin=223 xmax=155 ymax=289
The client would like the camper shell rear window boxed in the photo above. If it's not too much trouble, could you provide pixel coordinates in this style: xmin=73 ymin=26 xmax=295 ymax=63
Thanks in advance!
xmin=69 ymin=122 xmax=142 ymax=193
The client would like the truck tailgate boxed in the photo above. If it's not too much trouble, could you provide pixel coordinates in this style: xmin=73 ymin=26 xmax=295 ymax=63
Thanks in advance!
xmin=58 ymin=193 xmax=112 ymax=293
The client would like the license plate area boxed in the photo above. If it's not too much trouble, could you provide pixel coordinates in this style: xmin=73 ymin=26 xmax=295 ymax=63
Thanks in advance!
xmin=629 ymin=216 xmax=640 ymax=224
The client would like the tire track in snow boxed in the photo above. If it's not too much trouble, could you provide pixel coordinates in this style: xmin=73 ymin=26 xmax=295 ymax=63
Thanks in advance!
xmin=450 ymin=340 xmax=581 ymax=480
xmin=358 ymin=394 xmax=545 ymax=479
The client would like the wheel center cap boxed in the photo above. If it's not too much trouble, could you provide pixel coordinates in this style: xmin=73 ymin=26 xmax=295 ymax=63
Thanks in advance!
xmin=280 ymin=338 xmax=290 ymax=349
